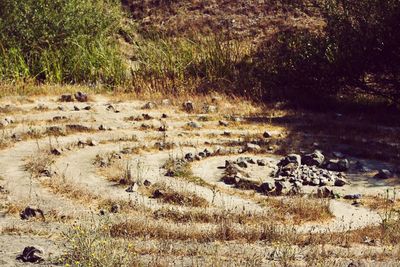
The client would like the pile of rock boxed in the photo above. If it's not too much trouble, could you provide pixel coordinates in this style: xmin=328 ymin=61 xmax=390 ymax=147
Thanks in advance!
xmin=276 ymin=151 xmax=350 ymax=188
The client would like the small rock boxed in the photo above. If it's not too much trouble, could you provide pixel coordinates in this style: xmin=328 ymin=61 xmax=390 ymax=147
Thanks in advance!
xmin=182 ymin=101 xmax=194 ymax=112
xmin=302 ymin=150 xmax=325 ymax=167
xmin=244 ymin=143 xmax=261 ymax=152
xmin=74 ymin=91 xmax=88 ymax=102
xmin=98 ymin=124 xmax=107 ymax=131
xmin=317 ymin=187 xmax=334 ymax=198
xmin=126 ymin=183 xmax=139 ymax=193
xmin=153 ymin=189 xmax=165 ymax=198
xmin=60 ymin=94 xmax=73 ymax=102
xmin=260 ymin=182 xmax=275 ymax=192
xmin=185 ymin=153 xmax=194 ymax=162
xmin=142 ymin=101 xmax=157 ymax=109
xmin=186 ymin=121 xmax=201 ymax=129
xmin=161 ymin=113 xmax=168 ymax=119
xmin=344 ymin=194 xmax=362 ymax=200
xmin=257 ymin=159 xmax=267 ymax=166
xmin=83 ymin=106 xmax=91 ymax=110
xmin=86 ymin=139 xmax=98 ymax=146
xmin=20 ymin=206 xmax=44 ymax=220
xmin=334 ymin=178 xmax=348 ymax=187
xmin=222 ymin=175 xmax=240 ymax=185
xmin=16 ymin=246 xmax=43 ymax=263
xmin=219 ymin=120 xmax=229 ymax=127
xmin=110 ymin=204 xmax=121 ymax=213
xmin=263 ymin=131 xmax=272 ymax=138
xmin=73 ymin=106 xmax=80 ymax=111
xmin=143 ymin=180 xmax=152 ymax=186
xmin=374 ymin=169 xmax=392 ymax=179
xmin=50 ymin=148 xmax=62 ymax=156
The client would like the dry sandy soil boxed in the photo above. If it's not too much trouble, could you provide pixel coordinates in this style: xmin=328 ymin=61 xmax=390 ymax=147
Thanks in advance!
xmin=0 ymin=93 xmax=399 ymax=266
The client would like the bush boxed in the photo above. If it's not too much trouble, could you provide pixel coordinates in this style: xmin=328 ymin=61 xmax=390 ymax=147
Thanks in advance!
xmin=254 ymin=0 xmax=400 ymax=106
xmin=0 ymin=0 xmax=126 ymax=85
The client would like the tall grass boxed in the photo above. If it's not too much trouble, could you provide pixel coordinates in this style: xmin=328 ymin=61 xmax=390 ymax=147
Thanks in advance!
xmin=0 ymin=0 xmax=126 ymax=85
xmin=131 ymin=36 xmax=255 ymax=96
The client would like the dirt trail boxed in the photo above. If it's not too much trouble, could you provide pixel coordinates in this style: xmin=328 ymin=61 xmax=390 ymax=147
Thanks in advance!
xmin=0 ymin=95 xmax=398 ymax=265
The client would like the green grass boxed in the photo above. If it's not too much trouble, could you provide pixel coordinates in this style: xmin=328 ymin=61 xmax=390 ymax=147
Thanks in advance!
xmin=0 ymin=0 xmax=126 ymax=85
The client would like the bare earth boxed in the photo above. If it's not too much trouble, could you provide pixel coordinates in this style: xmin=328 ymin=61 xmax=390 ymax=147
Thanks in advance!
xmin=0 ymin=94 xmax=399 ymax=266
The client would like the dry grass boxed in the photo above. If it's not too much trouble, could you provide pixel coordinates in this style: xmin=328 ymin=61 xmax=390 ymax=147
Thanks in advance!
xmin=265 ymin=197 xmax=333 ymax=224
xmin=146 ymin=182 xmax=209 ymax=208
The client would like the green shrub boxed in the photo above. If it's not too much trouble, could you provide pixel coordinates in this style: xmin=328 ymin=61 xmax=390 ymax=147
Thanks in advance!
xmin=254 ymin=0 xmax=400 ymax=106
xmin=0 ymin=0 xmax=126 ymax=84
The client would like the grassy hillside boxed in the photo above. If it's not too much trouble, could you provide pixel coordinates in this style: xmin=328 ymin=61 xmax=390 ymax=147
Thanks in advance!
xmin=0 ymin=0 xmax=399 ymax=110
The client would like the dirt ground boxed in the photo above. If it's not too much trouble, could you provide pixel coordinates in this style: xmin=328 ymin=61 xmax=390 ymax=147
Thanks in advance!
xmin=0 ymin=94 xmax=399 ymax=266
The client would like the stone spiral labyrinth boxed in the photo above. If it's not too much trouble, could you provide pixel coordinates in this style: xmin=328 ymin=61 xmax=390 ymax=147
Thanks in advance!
xmin=0 ymin=93 xmax=397 ymax=266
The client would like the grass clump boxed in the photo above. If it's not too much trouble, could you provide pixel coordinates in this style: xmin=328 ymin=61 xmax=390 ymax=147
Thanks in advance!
xmin=62 ymin=220 xmax=136 ymax=267
xmin=0 ymin=0 xmax=126 ymax=85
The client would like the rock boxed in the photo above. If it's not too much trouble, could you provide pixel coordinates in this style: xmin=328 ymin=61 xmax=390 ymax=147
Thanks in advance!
xmin=153 ymin=189 xmax=165 ymax=198
xmin=219 ymin=120 xmax=229 ymax=127
xmin=126 ymin=183 xmax=139 ymax=192
xmin=183 ymin=101 xmax=195 ymax=112
xmin=334 ymin=178 xmax=348 ymax=187
xmin=186 ymin=121 xmax=201 ymax=128
xmin=185 ymin=153 xmax=194 ymax=162
xmin=20 ymin=206 xmax=44 ymax=220
xmin=288 ymin=184 xmax=302 ymax=195
xmin=142 ymin=101 xmax=157 ymax=109
xmin=263 ymin=131 xmax=272 ymax=138
xmin=16 ymin=246 xmax=43 ymax=263
xmin=161 ymin=113 xmax=168 ymax=119
xmin=73 ymin=106 xmax=80 ymax=111
xmin=203 ymin=149 xmax=212 ymax=157
xmin=274 ymin=181 xmax=286 ymax=195
xmin=244 ymin=143 xmax=261 ymax=152
xmin=86 ymin=139 xmax=98 ymax=146
xmin=302 ymin=150 xmax=325 ymax=166
xmin=83 ymin=105 xmax=91 ymax=110
xmin=260 ymin=182 xmax=275 ymax=192
xmin=344 ymin=194 xmax=362 ymax=200
xmin=98 ymin=124 xmax=107 ymax=131
xmin=52 ymin=116 xmax=67 ymax=121
xmin=60 ymin=94 xmax=73 ymax=102
xmin=4 ymin=116 xmax=14 ymax=124
xmin=158 ymin=125 xmax=167 ymax=132
xmin=110 ymin=204 xmax=121 ymax=213
xmin=74 ymin=91 xmax=88 ymax=102
xmin=257 ymin=159 xmax=267 ymax=166
xmin=326 ymin=159 xmax=350 ymax=172
xmin=223 ymin=131 xmax=231 ymax=136
xmin=310 ymin=178 xmax=320 ymax=186
xmin=236 ymin=159 xmax=248 ymax=168
xmin=246 ymin=158 xmax=256 ymax=164
xmin=195 ymin=155 xmax=202 ymax=161
xmin=143 ymin=180 xmax=152 ymax=186
xmin=374 ymin=169 xmax=392 ymax=179
xmin=317 ymin=187 xmax=334 ymax=198
xmin=279 ymin=154 xmax=301 ymax=167
xmin=222 ymin=175 xmax=241 ymax=185
xmin=11 ymin=133 xmax=22 ymax=141
xmin=50 ymin=148 xmax=62 ymax=156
